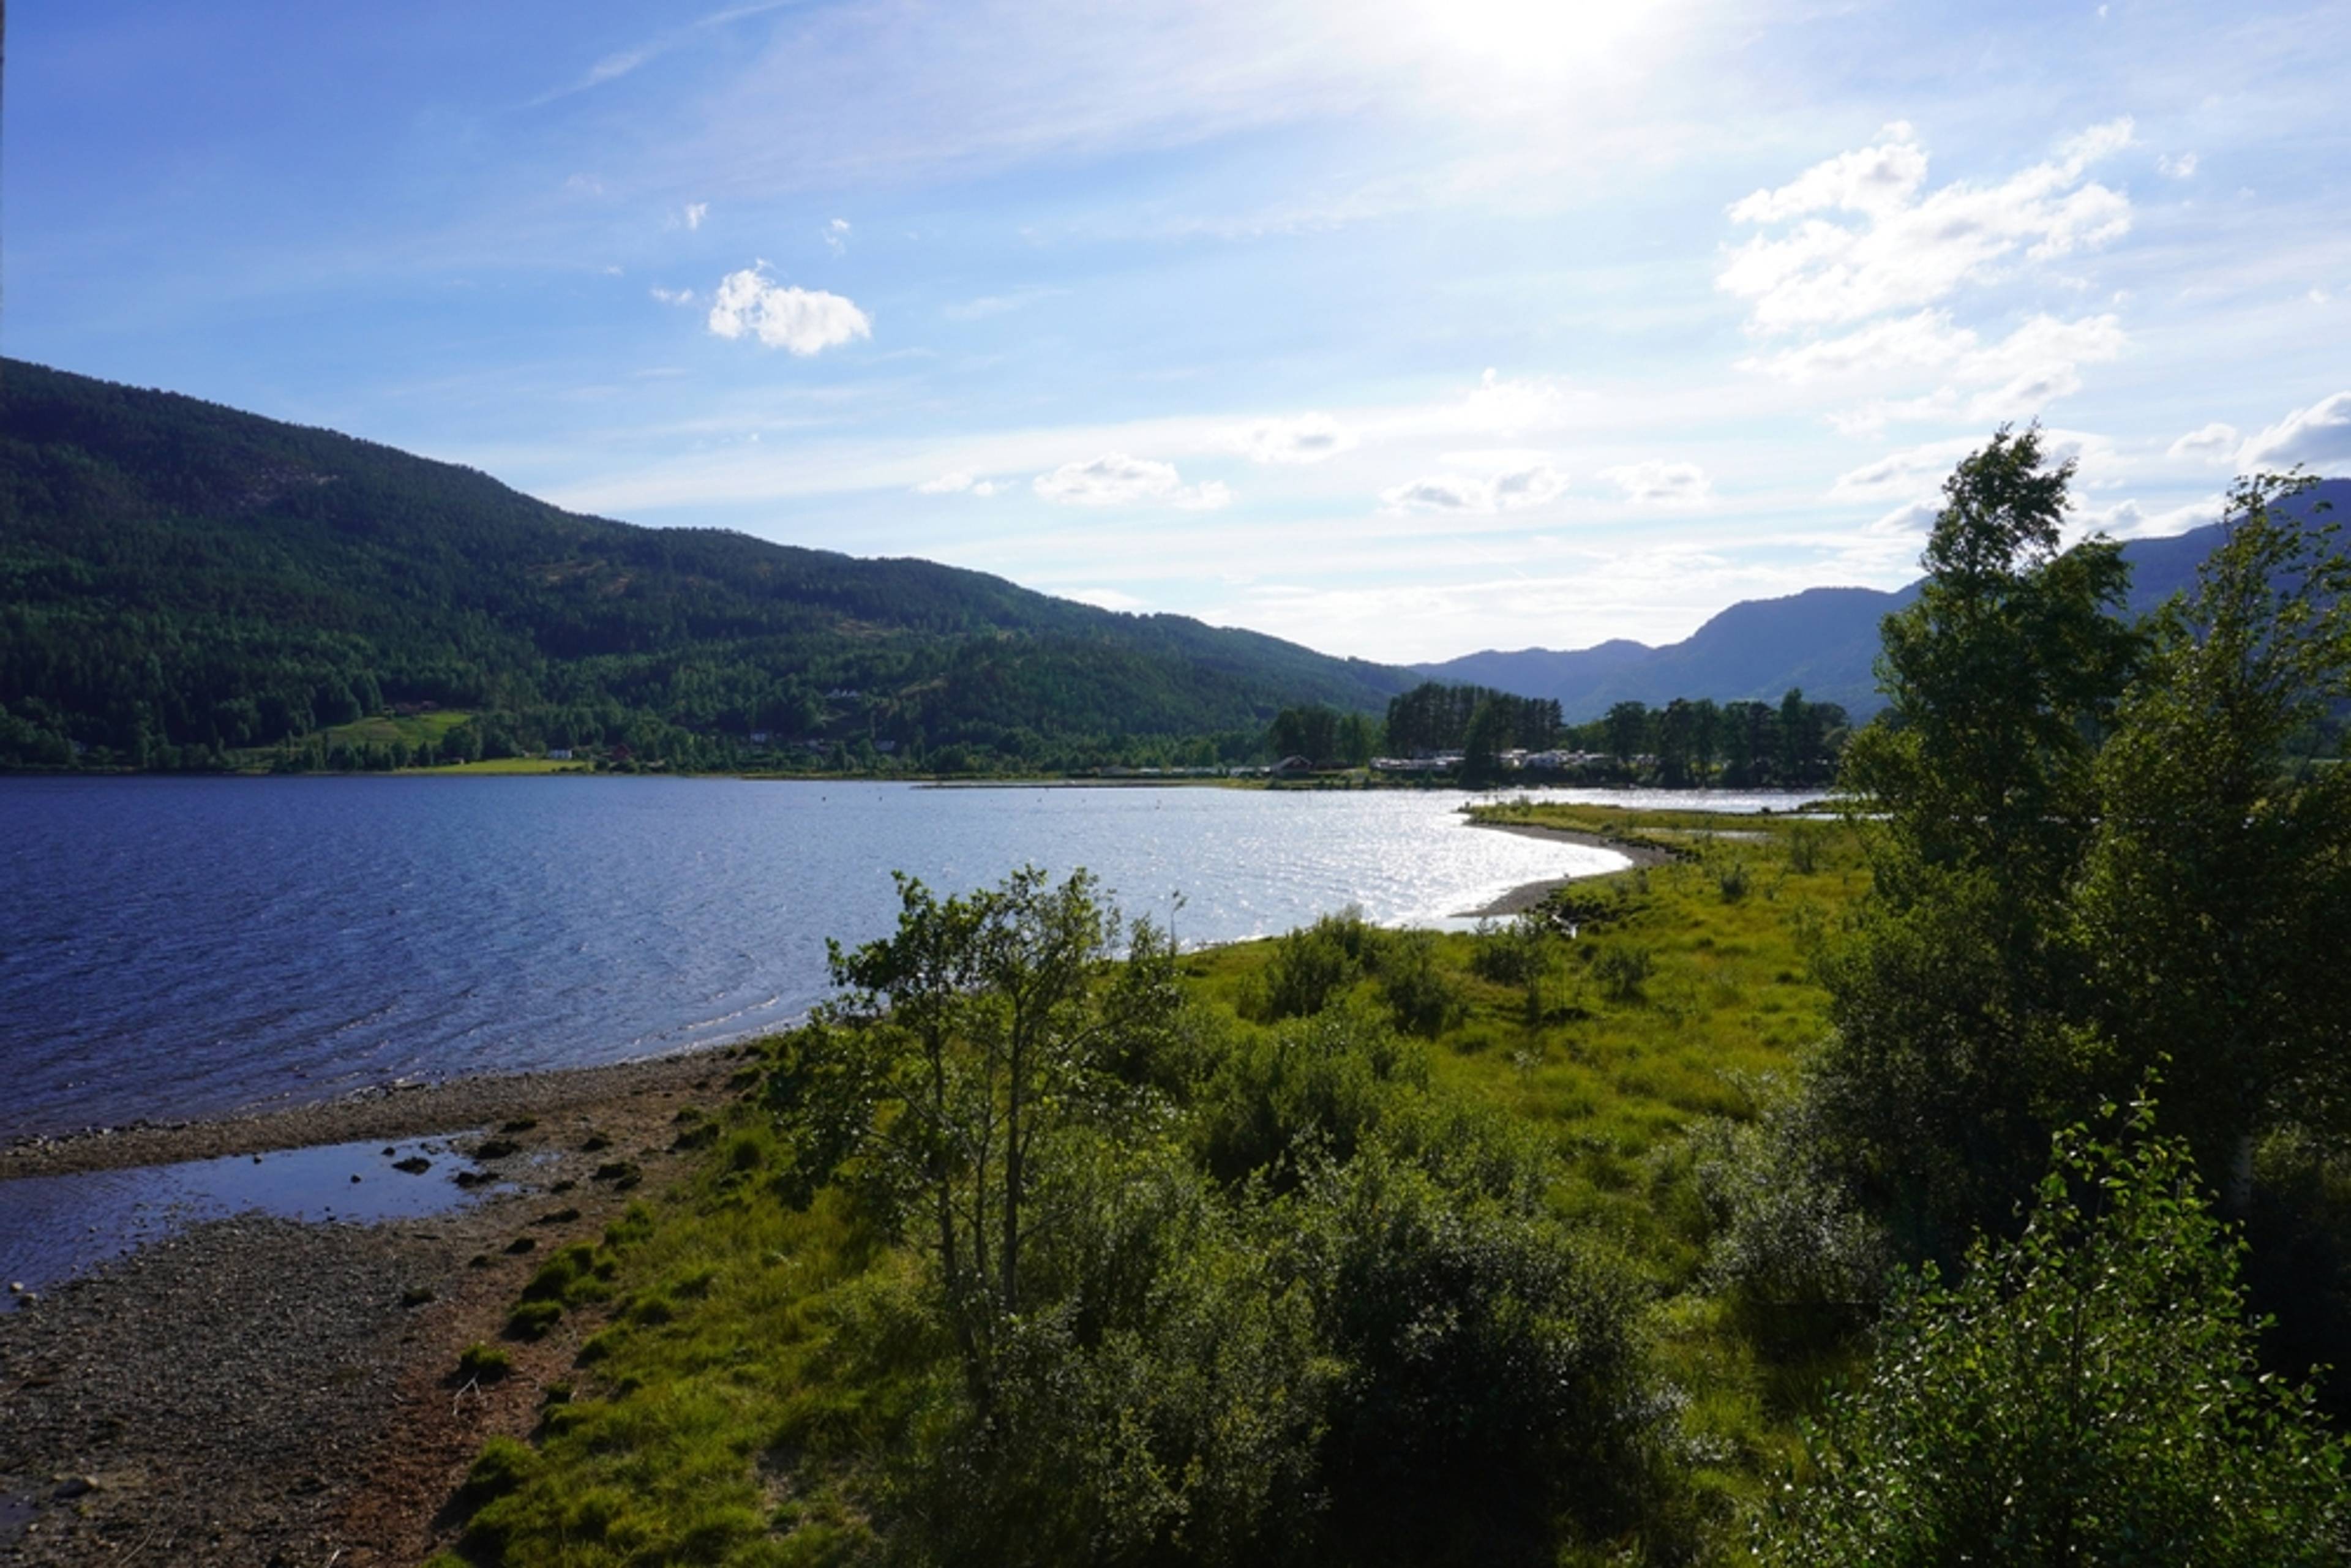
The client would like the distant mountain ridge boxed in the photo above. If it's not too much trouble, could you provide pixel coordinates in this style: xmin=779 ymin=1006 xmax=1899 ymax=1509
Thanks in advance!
xmin=1419 ymin=481 xmax=2349 ymax=720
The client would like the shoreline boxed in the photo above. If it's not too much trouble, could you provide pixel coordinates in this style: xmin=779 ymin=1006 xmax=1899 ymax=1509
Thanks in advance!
xmin=0 ymin=1047 xmax=748 ymax=1181
xmin=1455 ymin=819 xmax=1676 ymax=919
xmin=0 ymin=1051 xmax=751 ymax=1566
xmin=6 ymin=820 xmax=1678 ymax=1180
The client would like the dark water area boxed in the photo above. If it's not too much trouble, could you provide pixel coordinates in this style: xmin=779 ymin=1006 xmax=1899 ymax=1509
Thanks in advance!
xmin=0 ymin=1134 xmax=500 ymax=1309
xmin=0 ymin=776 xmax=1798 ymax=1142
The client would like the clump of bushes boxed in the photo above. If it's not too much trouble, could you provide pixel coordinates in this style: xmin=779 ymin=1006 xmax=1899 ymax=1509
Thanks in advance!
xmin=1684 ymin=1077 xmax=1889 ymax=1351
xmin=1762 ymin=1103 xmax=2351 ymax=1562
xmin=1785 ymin=823 xmax=1821 ymax=874
xmin=1253 ymin=906 xmax=1384 ymax=1019
xmin=1589 ymin=942 xmax=1655 ymax=1003
xmin=1376 ymin=929 xmax=1467 ymax=1039
xmin=1469 ymin=914 xmax=1555 ymax=988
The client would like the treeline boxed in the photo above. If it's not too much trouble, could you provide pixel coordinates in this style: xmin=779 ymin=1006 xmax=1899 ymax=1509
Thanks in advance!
xmin=1382 ymin=683 xmax=1562 ymax=755
xmin=1260 ymin=681 xmax=1847 ymax=787
xmin=1577 ymin=691 xmax=1848 ymax=787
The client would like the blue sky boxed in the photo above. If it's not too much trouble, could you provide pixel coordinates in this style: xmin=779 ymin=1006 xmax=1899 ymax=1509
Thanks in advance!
xmin=10 ymin=0 xmax=2350 ymax=662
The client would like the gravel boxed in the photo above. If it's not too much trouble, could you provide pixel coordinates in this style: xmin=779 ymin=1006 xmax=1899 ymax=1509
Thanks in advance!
xmin=0 ymin=1048 xmax=756 ymax=1566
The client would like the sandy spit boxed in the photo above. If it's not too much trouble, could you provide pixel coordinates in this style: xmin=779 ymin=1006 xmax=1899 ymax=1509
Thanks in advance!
xmin=1455 ymin=819 xmax=1676 ymax=919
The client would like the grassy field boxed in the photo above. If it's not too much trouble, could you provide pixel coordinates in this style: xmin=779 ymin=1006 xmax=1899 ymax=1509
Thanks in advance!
xmin=320 ymin=708 xmax=479 ymax=750
xmin=436 ymin=804 xmax=1877 ymax=1566
xmin=400 ymin=756 xmax=590 ymax=776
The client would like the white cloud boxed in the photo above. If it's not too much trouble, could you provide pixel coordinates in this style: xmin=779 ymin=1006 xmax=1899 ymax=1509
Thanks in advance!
xmin=1235 ymin=412 xmax=1357 ymax=465
xmin=942 ymin=287 xmax=1065 ymax=321
xmin=915 ymin=471 xmax=998 ymax=496
xmin=1727 ymin=122 xmax=1928 ymax=223
xmin=2080 ymin=495 xmax=2226 ymax=539
xmin=2156 ymin=152 xmax=2199 ymax=179
xmin=1747 ymin=311 xmax=2124 ymax=429
xmin=1867 ymin=498 xmax=1941 ymax=539
xmin=650 ymin=285 xmax=697 ymax=306
xmin=1381 ymin=459 xmax=1567 ymax=514
xmin=1743 ymin=309 xmax=1978 ymax=384
xmin=2238 ymin=391 xmax=2351 ymax=471
xmin=1602 ymin=460 xmax=1713 ymax=506
xmin=1719 ymin=119 xmax=2135 ymax=334
xmin=823 ymin=217 xmax=850 ymax=254
xmin=1381 ymin=475 xmax=1492 ymax=512
xmin=2168 ymin=422 xmax=2240 ymax=463
xmin=1829 ymin=437 xmax=1983 ymax=501
xmin=1455 ymin=368 xmax=1577 ymax=437
xmin=683 ymin=201 xmax=709 ymax=230
xmin=1174 ymin=479 xmax=1235 ymax=511
xmin=530 ymin=0 xmax=797 ymax=105
xmin=705 ymin=266 xmax=872 ymax=354
xmin=564 ymin=173 xmax=606 ymax=197
xmin=1831 ymin=429 xmax=2123 ymax=504
xmin=1033 ymin=452 xmax=1231 ymax=509
xmin=1967 ymin=363 xmax=2084 ymax=422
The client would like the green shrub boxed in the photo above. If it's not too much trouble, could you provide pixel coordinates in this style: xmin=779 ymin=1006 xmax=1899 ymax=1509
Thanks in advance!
xmin=1195 ymin=1005 xmax=1428 ymax=1185
xmin=1686 ymin=1079 xmax=1889 ymax=1351
xmin=1785 ymin=824 xmax=1821 ymax=874
xmin=1284 ymin=1149 xmax=1663 ymax=1566
xmin=1761 ymin=1100 xmax=2351 ymax=1564
xmin=1376 ymin=929 xmax=1467 ymax=1039
xmin=1591 ymin=942 xmax=1655 ymax=1003
xmin=1255 ymin=907 xmax=1383 ymax=1020
xmin=1468 ymin=914 xmax=1555 ymax=988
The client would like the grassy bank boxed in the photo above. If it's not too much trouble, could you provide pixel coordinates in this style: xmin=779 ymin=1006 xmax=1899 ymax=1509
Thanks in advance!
xmin=428 ymin=806 xmax=1875 ymax=1566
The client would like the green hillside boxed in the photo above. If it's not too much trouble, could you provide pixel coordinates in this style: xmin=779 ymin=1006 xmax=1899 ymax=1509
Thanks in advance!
xmin=0 ymin=360 xmax=1414 ymax=771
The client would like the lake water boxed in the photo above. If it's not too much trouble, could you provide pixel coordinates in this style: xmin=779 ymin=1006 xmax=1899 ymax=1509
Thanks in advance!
xmin=0 ymin=1133 xmax=505 ymax=1306
xmin=0 ymin=777 xmax=1805 ymax=1142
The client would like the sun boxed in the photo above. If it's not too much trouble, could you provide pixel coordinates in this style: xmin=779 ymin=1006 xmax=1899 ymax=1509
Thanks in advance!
xmin=1412 ymin=0 xmax=1659 ymax=70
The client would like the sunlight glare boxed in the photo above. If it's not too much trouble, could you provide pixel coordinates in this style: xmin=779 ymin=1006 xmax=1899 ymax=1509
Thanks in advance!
xmin=1415 ymin=0 xmax=1657 ymax=72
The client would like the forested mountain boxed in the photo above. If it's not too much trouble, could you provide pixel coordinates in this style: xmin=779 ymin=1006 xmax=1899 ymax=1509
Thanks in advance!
xmin=0 ymin=360 xmax=1415 ymax=769
xmin=1419 ymin=479 xmax=2350 ymax=719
